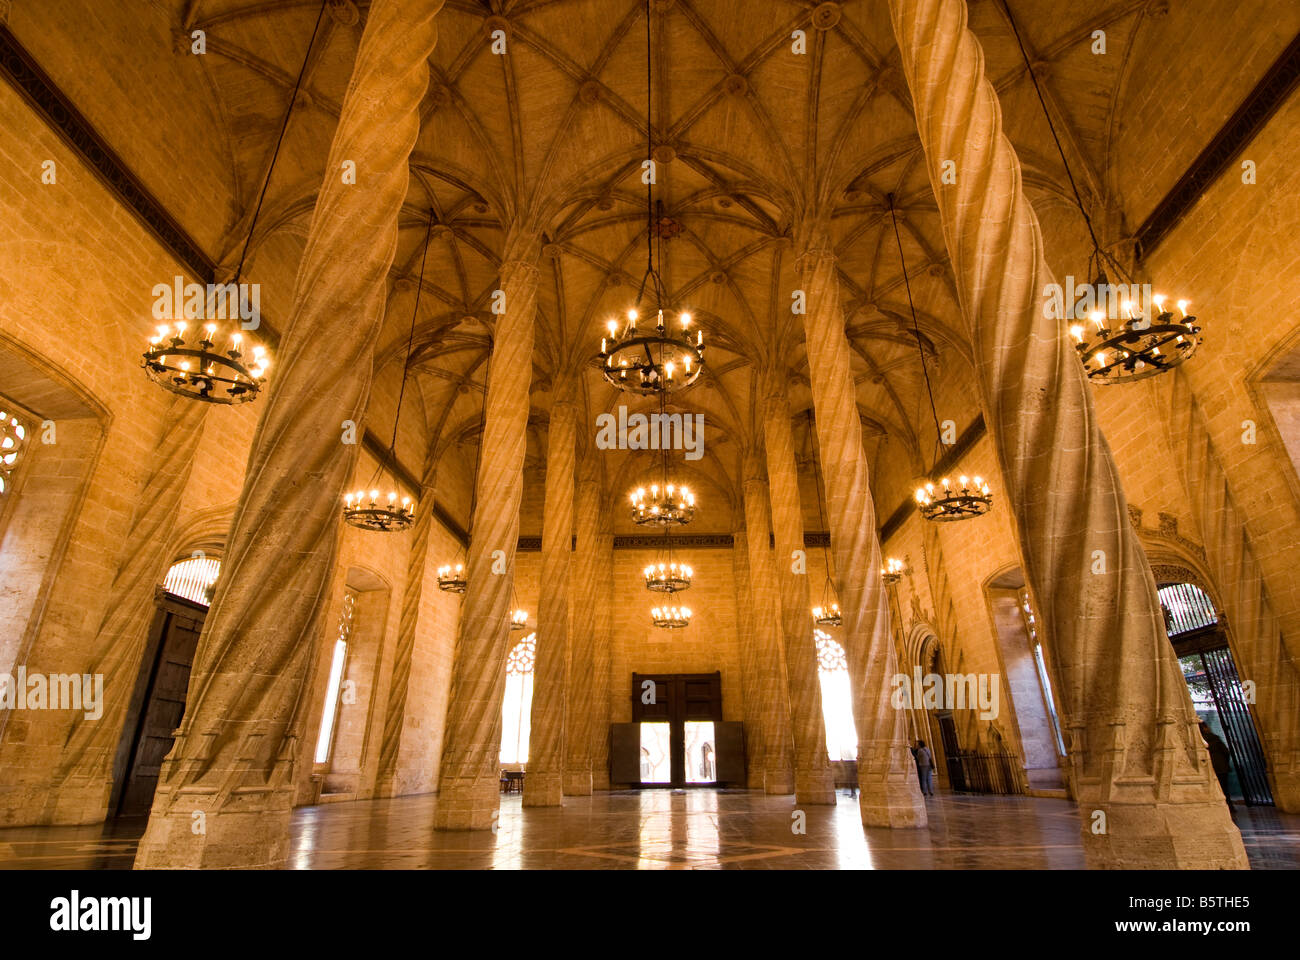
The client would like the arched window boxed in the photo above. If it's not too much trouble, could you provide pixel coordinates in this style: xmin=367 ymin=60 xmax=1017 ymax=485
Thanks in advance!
xmin=500 ymin=633 xmax=536 ymax=764
xmin=1019 ymin=588 xmax=1066 ymax=756
xmin=815 ymin=630 xmax=858 ymax=761
xmin=0 ymin=405 xmax=30 ymax=496
xmin=163 ymin=556 xmax=221 ymax=606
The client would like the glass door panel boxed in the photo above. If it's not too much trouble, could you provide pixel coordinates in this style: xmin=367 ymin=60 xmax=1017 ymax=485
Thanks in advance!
xmin=684 ymin=721 xmax=716 ymax=783
xmin=640 ymin=722 xmax=672 ymax=784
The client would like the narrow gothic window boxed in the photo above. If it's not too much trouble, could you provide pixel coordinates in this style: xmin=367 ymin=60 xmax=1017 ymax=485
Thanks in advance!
xmin=815 ymin=632 xmax=858 ymax=761
xmin=500 ymin=633 xmax=536 ymax=764
xmin=315 ymin=591 xmax=356 ymax=764
xmin=1020 ymin=589 xmax=1066 ymax=756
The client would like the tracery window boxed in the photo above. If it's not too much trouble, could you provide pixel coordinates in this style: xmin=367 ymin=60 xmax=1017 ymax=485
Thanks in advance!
xmin=500 ymin=633 xmax=536 ymax=764
xmin=814 ymin=631 xmax=858 ymax=761
xmin=0 ymin=405 xmax=30 ymax=496
xmin=315 ymin=591 xmax=355 ymax=764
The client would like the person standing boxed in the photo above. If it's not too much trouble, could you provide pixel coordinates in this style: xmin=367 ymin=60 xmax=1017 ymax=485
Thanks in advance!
xmin=1199 ymin=720 xmax=1235 ymax=807
xmin=914 ymin=739 xmax=934 ymax=797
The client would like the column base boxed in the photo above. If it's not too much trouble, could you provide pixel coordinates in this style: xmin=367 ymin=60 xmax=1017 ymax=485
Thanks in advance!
xmin=794 ymin=766 xmax=837 ymax=805
xmin=562 ymin=768 xmax=592 ymax=796
xmin=858 ymin=768 xmax=928 ymax=828
xmin=432 ymin=776 xmax=499 ymax=831
xmin=591 ymin=770 xmax=611 ymax=791
xmin=1078 ymin=794 xmax=1247 ymax=869
xmin=522 ymin=771 xmax=563 ymax=807
xmin=1270 ymin=770 xmax=1300 ymax=813
xmin=134 ymin=787 xmax=295 ymax=869
xmin=763 ymin=762 xmax=795 ymax=795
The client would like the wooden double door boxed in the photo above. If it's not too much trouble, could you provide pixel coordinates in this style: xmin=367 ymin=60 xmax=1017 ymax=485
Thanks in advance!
xmin=610 ymin=672 xmax=744 ymax=787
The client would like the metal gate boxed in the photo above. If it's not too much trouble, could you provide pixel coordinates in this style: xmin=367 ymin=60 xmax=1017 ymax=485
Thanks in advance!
xmin=1188 ymin=645 xmax=1274 ymax=806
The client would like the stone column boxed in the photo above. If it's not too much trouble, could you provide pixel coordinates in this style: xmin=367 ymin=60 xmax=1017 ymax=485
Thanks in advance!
xmin=523 ymin=382 xmax=577 ymax=806
xmin=373 ymin=443 xmax=438 ymax=799
xmin=731 ymin=527 xmax=766 ymax=788
xmin=888 ymin=0 xmax=1245 ymax=866
xmin=590 ymin=519 xmax=615 ymax=790
xmin=760 ymin=375 xmax=835 ymax=804
xmin=563 ymin=466 xmax=601 ymax=795
xmin=433 ymin=232 xmax=539 ymax=829
xmin=796 ymin=240 xmax=927 ymax=828
xmin=741 ymin=448 xmax=796 ymax=794
xmin=133 ymin=0 xmax=444 ymax=868
xmin=44 ymin=399 xmax=206 ymax=824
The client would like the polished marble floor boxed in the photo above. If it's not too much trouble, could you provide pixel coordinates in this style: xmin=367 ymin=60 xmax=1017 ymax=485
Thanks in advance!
xmin=0 ymin=789 xmax=1297 ymax=869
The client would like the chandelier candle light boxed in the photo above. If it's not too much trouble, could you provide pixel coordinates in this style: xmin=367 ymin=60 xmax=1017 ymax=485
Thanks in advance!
xmin=437 ymin=562 xmax=467 ymax=594
xmin=886 ymin=195 xmax=994 ymax=524
xmin=650 ymin=604 xmax=692 ymax=629
xmin=144 ymin=323 xmax=269 ymax=404
xmin=142 ymin=1 xmax=332 ymax=404
xmin=915 ymin=475 xmax=992 ymax=522
xmin=597 ymin=0 xmax=703 ymax=397
xmin=881 ymin=557 xmax=906 ymax=584
xmin=1002 ymin=0 xmax=1202 ymax=383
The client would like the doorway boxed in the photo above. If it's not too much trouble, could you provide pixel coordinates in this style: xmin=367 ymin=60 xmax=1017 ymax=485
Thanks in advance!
xmin=1162 ymin=581 xmax=1274 ymax=806
xmin=109 ymin=588 xmax=206 ymax=818
xmin=629 ymin=672 xmax=729 ymax=787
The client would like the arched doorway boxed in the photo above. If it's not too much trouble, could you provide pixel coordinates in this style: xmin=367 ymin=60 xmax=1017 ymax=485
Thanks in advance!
xmin=1159 ymin=579 xmax=1273 ymax=806
xmin=109 ymin=554 xmax=221 ymax=818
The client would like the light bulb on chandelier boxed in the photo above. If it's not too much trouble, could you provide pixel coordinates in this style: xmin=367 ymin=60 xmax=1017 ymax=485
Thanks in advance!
xmin=650 ymin=604 xmax=691 ymax=629
xmin=914 ymin=475 xmax=992 ymax=522
xmin=437 ymin=562 xmax=467 ymax=594
xmin=881 ymin=557 xmax=906 ymax=584
xmin=630 ymin=482 xmax=696 ymax=526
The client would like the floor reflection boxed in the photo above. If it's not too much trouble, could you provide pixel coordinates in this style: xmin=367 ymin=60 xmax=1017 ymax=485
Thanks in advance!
xmin=0 ymin=790 xmax=1296 ymax=870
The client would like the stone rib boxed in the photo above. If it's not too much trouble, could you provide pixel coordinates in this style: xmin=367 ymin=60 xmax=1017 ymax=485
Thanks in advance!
xmin=888 ymin=0 xmax=1245 ymax=866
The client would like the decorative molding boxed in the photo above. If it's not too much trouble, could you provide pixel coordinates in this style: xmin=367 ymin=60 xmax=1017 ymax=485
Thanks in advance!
xmin=0 ymin=23 xmax=216 ymax=282
xmin=1136 ymin=29 xmax=1300 ymax=260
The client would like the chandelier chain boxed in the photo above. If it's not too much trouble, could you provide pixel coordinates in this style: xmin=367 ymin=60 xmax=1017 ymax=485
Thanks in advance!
xmin=887 ymin=195 xmax=944 ymax=465
xmin=232 ymin=0 xmax=329 ymax=285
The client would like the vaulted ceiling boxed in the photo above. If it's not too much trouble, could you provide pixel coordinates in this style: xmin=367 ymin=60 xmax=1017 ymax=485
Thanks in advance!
xmin=13 ymin=0 xmax=1298 ymax=533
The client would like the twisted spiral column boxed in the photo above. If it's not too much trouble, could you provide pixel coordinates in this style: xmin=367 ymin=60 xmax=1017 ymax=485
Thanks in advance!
xmin=888 ymin=0 xmax=1244 ymax=865
xmin=563 ymin=468 xmax=601 ymax=795
xmin=434 ymin=235 xmax=539 ymax=829
xmin=796 ymin=243 xmax=926 ymax=828
xmin=523 ymin=385 xmax=577 ymax=806
xmin=742 ymin=450 xmax=796 ymax=794
xmin=133 ymin=0 xmax=444 ymax=868
xmin=374 ymin=445 xmax=438 ymax=798
xmin=760 ymin=375 xmax=835 ymax=804
xmin=1165 ymin=371 xmax=1300 ymax=810
xmin=590 ymin=518 xmax=615 ymax=790
xmin=135 ymin=6 xmax=443 ymax=865
xmin=731 ymin=528 xmax=766 ymax=788
xmin=37 ymin=399 xmax=206 ymax=824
